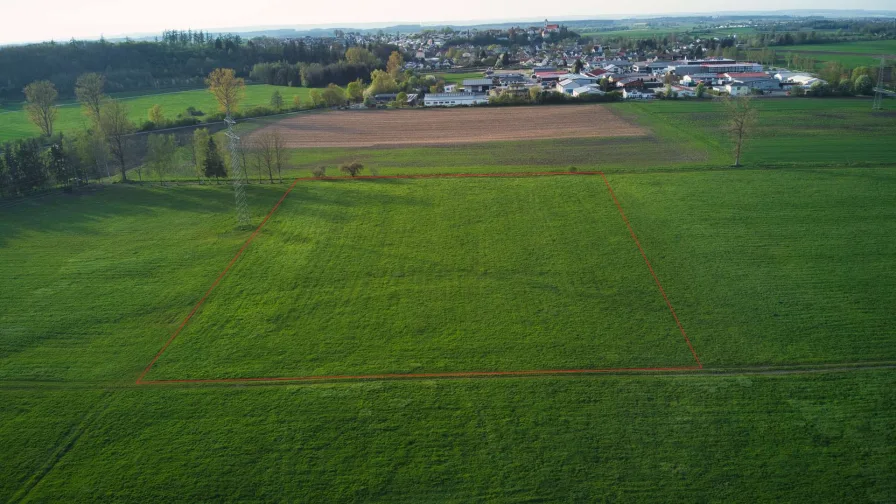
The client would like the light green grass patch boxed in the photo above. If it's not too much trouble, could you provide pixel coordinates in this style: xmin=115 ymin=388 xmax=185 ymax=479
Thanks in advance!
xmin=147 ymin=176 xmax=696 ymax=380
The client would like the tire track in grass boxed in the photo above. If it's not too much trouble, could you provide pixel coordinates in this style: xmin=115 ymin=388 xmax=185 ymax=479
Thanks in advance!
xmin=8 ymin=391 xmax=113 ymax=504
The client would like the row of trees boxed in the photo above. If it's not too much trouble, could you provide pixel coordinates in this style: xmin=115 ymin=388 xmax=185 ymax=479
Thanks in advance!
xmin=0 ymin=34 xmax=400 ymax=102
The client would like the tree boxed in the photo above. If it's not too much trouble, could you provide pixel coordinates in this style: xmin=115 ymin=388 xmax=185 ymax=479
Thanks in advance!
xmin=529 ymin=86 xmax=542 ymax=103
xmin=146 ymin=134 xmax=177 ymax=184
xmin=573 ymin=58 xmax=584 ymax=74
xmin=99 ymin=99 xmax=135 ymax=181
xmin=309 ymin=89 xmax=324 ymax=108
xmin=74 ymin=128 xmax=111 ymax=181
xmin=321 ymin=83 xmax=346 ymax=107
xmin=346 ymin=79 xmax=364 ymax=103
xmin=47 ymin=140 xmax=73 ymax=187
xmin=340 ymin=161 xmax=363 ymax=177
xmin=311 ymin=166 xmax=327 ymax=177
xmin=253 ymin=130 xmax=286 ymax=183
xmin=148 ymin=104 xmax=166 ymax=126
xmin=394 ymin=91 xmax=408 ymax=108
xmin=204 ymin=137 xmax=226 ymax=182
xmin=74 ymin=73 xmax=106 ymax=124
xmin=206 ymin=68 xmax=245 ymax=115
xmin=853 ymin=75 xmax=874 ymax=96
xmin=387 ymin=51 xmax=404 ymax=78
xmin=292 ymin=95 xmax=302 ymax=110
xmin=695 ymin=82 xmax=706 ymax=98
xmin=23 ymin=81 xmax=58 ymax=137
xmin=270 ymin=90 xmax=283 ymax=111
xmin=365 ymin=69 xmax=399 ymax=97
xmin=191 ymin=128 xmax=210 ymax=182
xmin=723 ymin=96 xmax=758 ymax=167
xmin=345 ymin=47 xmax=379 ymax=66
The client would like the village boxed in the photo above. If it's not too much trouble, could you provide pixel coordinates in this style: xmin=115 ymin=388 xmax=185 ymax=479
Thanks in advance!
xmin=332 ymin=20 xmax=837 ymax=106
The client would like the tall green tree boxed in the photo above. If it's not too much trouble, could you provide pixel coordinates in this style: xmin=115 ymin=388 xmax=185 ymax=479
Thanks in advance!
xmin=386 ymin=51 xmax=404 ymax=79
xmin=204 ymin=137 xmax=227 ymax=182
xmin=346 ymin=79 xmax=364 ymax=103
xmin=206 ymin=68 xmax=245 ymax=116
xmin=23 ymin=81 xmax=58 ymax=137
xmin=270 ymin=90 xmax=284 ymax=111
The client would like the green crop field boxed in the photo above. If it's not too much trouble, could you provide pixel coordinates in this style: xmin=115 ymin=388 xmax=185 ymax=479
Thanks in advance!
xmin=0 ymin=85 xmax=318 ymax=143
xmin=2 ymin=98 xmax=895 ymax=501
xmin=774 ymin=40 xmax=896 ymax=55
xmin=145 ymin=176 xmax=696 ymax=381
xmin=433 ymin=71 xmax=485 ymax=84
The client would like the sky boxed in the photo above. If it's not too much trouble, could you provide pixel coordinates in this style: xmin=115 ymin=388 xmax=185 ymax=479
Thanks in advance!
xmin=0 ymin=0 xmax=894 ymax=45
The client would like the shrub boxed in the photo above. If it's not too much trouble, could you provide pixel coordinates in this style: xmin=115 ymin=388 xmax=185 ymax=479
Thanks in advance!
xmin=186 ymin=106 xmax=205 ymax=117
xmin=311 ymin=166 xmax=327 ymax=178
xmin=340 ymin=161 xmax=364 ymax=177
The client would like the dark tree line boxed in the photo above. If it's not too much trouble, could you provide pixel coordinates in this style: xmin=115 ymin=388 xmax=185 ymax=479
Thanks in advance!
xmin=0 ymin=33 xmax=365 ymax=102
xmin=250 ymin=61 xmax=379 ymax=88
xmin=0 ymin=135 xmax=94 ymax=197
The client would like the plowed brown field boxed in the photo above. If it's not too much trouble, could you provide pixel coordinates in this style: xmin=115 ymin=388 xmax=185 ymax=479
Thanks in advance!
xmin=247 ymin=105 xmax=646 ymax=148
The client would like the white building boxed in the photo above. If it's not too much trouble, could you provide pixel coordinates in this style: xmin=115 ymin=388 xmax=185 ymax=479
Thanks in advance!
xmin=623 ymin=89 xmax=654 ymax=100
xmin=714 ymin=84 xmax=751 ymax=96
xmin=423 ymin=92 xmax=489 ymax=107
xmin=572 ymin=85 xmax=606 ymax=97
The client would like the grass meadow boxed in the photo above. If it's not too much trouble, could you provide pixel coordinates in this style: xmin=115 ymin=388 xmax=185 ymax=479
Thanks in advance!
xmin=147 ymin=176 xmax=695 ymax=381
xmin=0 ymin=84 xmax=317 ymax=143
xmin=1 ymin=96 xmax=895 ymax=501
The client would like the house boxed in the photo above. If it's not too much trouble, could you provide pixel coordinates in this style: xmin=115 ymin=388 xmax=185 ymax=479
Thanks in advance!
xmin=444 ymin=84 xmax=457 ymax=93
xmin=731 ymin=77 xmax=780 ymax=92
xmin=669 ymin=85 xmax=697 ymax=97
xmin=623 ymin=88 xmax=654 ymax=100
xmin=714 ymin=84 xmax=751 ymax=96
xmin=423 ymin=92 xmax=489 ymax=107
xmin=556 ymin=79 xmax=581 ymax=94
xmin=462 ymin=78 xmax=496 ymax=93
xmin=682 ymin=73 xmax=719 ymax=85
xmin=613 ymin=76 xmax=645 ymax=90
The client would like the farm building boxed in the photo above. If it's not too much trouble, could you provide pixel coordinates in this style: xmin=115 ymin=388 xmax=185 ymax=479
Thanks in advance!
xmin=623 ymin=89 xmax=654 ymax=100
xmin=423 ymin=92 xmax=489 ymax=107
xmin=572 ymin=85 xmax=606 ymax=97
xmin=731 ymin=77 xmax=780 ymax=92
xmin=463 ymin=78 xmax=496 ymax=93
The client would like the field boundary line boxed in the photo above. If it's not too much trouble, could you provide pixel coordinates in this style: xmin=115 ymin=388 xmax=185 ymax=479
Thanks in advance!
xmin=136 ymin=177 xmax=302 ymax=384
xmin=138 ymin=366 xmax=703 ymax=385
xmin=599 ymin=172 xmax=703 ymax=368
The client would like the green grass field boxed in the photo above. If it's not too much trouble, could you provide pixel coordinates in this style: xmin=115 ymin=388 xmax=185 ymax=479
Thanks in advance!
xmin=0 ymin=85 xmax=317 ymax=143
xmin=1 ymin=97 xmax=895 ymax=501
xmin=771 ymin=40 xmax=896 ymax=68
xmin=146 ymin=176 xmax=695 ymax=381
xmin=433 ymin=71 xmax=485 ymax=85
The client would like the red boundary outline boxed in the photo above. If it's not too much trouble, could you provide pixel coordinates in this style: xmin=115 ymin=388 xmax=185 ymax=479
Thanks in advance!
xmin=136 ymin=170 xmax=701 ymax=385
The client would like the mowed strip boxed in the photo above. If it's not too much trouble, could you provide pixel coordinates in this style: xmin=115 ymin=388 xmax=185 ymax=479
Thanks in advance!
xmin=248 ymin=104 xmax=646 ymax=148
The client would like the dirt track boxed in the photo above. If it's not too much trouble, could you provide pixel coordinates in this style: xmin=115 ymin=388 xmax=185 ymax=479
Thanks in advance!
xmin=247 ymin=105 xmax=646 ymax=148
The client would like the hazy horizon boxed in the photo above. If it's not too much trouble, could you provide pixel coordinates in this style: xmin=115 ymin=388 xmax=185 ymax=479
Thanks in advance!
xmin=1 ymin=1 xmax=895 ymax=45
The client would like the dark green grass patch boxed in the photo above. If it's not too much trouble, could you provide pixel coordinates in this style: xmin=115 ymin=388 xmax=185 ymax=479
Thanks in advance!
xmin=0 ymin=184 xmax=291 ymax=382
xmin=147 ymin=176 xmax=695 ymax=380
xmin=14 ymin=372 xmax=896 ymax=503
xmin=605 ymin=168 xmax=896 ymax=365
xmin=0 ymin=388 xmax=107 ymax=502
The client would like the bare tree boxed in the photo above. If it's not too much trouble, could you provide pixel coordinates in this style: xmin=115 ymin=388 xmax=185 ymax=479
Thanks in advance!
xmin=75 ymin=73 xmax=106 ymax=124
xmin=253 ymin=130 xmax=286 ymax=183
xmin=23 ymin=81 xmax=58 ymax=137
xmin=723 ymin=95 xmax=758 ymax=167
xmin=99 ymin=99 xmax=135 ymax=181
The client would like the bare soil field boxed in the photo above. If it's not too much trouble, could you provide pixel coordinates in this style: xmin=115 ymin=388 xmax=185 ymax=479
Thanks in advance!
xmin=248 ymin=105 xmax=646 ymax=148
